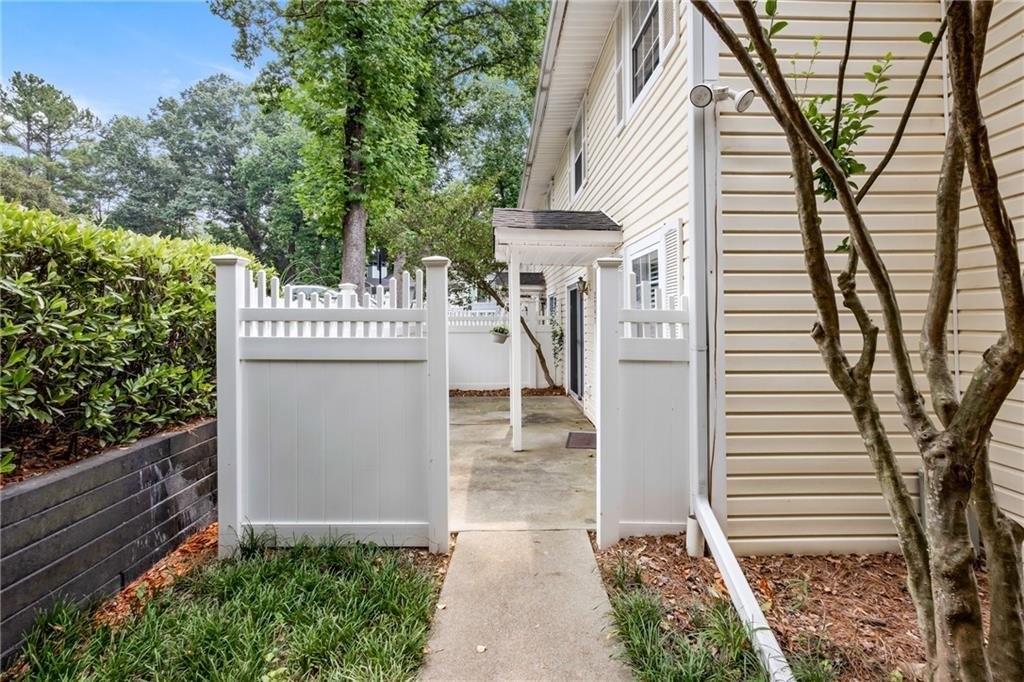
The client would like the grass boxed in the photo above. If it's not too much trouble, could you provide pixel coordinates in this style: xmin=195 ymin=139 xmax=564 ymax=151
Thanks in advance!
xmin=607 ymin=554 xmax=840 ymax=682
xmin=12 ymin=537 xmax=441 ymax=681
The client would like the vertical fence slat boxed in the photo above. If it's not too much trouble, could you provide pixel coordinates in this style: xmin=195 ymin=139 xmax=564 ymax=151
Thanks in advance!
xmin=270 ymin=276 xmax=281 ymax=337
xmin=256 ymin=271 xmax=267 ymax=337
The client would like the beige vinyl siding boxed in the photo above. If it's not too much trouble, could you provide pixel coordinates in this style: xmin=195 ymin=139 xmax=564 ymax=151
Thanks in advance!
xmin=544 ymin=0 xmax=691 ymax=421
xmin=958 ymin=0 xmax=1024 ymax=524
xmin=718 ymin=0 xmax=946 ymax=555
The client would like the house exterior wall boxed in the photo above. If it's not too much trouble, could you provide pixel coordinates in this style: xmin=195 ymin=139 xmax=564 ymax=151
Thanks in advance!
xmin=543 ymin=0 xmax=691 ymax=422
xmin=531 ymin=0 xmax=1021 ymax=556
xmin=958 ymin=0 xmax=1024 ymax=524
xmin=717 ymin=0 xmax=948 ymax=555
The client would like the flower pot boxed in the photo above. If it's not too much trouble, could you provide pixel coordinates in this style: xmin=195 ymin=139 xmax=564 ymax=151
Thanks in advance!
xmin=491 ymin=331 xmax=509 ymax=344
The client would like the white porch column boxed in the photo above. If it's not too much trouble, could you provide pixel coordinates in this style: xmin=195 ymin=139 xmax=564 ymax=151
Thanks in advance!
xmin=509 ymin=249 xmax=523 ymax=451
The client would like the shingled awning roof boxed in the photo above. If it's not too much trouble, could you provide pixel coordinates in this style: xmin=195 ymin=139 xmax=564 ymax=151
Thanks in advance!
xmin=492 ymin=208 xmax=622 ymax=267
xmin=492 ymin=209 xmax=620 ymax=231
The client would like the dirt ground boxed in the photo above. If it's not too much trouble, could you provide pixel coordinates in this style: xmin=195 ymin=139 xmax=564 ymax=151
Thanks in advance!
xmin=1 ymin=417 xmax=212 ymax=488
xmin=593 ymin=533 xmax=991 ymax=681
xmin=448 ymin=387 xmax=566 ymax=398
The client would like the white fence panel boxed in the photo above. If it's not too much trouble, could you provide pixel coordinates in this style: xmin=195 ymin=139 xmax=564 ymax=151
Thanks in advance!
xmin=447 ymin=308 xmax=554 ymax=390
xmin=213 ymin=256 xmax=450 ymax=555
xmin=596 ymin=257 xmax=690 ymax=548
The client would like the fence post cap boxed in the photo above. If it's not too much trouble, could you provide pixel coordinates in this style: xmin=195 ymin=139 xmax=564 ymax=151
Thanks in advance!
xmin=595 ymin=257 xmax=622 ymax=269
xmin=339 ymin=282 xmax=357 ymax=292
xmin=422 ymin=256 xmax=451 ymax=268
xmin=211 ymin=254 xmax=250 ymax=266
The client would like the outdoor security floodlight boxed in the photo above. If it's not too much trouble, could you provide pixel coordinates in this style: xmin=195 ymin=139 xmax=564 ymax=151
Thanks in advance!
xmin=688 ymin=83 xmax=757 ymax=113
xmin=727 ymin=87 xmax=756 ymax=113
xmin=688 ymin=83 xmax=714 ymax=109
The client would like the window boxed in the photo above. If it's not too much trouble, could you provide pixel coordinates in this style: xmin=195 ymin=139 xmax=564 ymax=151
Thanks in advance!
xmin=631 ymin=250 xmax=660 ymax=308
xmin=630 ymin=0 xmax=660 ymax=100
xmin=571 ymin=108 xmax=585 ymax=195
xmin=547 ymin=294 xmax=558 ymax=318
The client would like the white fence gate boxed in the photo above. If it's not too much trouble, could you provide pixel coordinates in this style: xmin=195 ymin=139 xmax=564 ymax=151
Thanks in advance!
xmin=596 ymin=257 xmax=690 ymax=548
xmin=213 ymin=255 xmax=450 ymax=555
xmin=448 ymin=308 xmax=554 ymax=390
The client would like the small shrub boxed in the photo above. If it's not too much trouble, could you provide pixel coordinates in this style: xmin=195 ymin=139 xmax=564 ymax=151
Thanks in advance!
xmin=0 ymin=201 xmax=262 ymax=470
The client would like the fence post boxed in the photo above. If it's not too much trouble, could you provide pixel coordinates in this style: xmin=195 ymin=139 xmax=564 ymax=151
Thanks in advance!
xmin=596 ymin=257 xmax=622 ymax=548
xmin=212 ymin=255 xmax=248 ymax=557
xmin=423 ymin=257 xmax=450 ymax=553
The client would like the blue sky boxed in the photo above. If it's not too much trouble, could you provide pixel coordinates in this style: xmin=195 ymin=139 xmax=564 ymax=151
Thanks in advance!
xmin=1 ymin=1 xmax=263 ymax=120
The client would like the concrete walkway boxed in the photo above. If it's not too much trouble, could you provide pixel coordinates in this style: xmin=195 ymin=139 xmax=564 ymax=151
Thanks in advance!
xmin=421 ymin=530 xmax=631 ymax=681
xmin=449 ymin=396 xmax=596 ymax=531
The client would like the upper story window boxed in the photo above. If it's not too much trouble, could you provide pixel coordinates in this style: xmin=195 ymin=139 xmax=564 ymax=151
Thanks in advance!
xmin=630 ymin=0 xmax=660 ymax=100
xmin=571 ymin=107 xmax=585 ymax=195
xmin=631 ymin=249 xmax=660 ymax=308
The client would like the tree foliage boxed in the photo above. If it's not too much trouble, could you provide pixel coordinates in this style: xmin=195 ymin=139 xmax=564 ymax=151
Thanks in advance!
xmin=211 ymin=0 xmax=547 ymax=288
xmin=0 ymin=201 xmax=262 ymax=467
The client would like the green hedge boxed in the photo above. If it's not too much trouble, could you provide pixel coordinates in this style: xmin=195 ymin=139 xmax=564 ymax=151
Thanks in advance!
xmin=0 ymin=200 xmax=259 ymax=464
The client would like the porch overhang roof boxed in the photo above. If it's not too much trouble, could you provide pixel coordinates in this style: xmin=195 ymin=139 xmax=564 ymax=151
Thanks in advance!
xmin=493 ymin=209 xmax=622 ymax=267
xmin=517 ymin=0 xmax=619 ymax=210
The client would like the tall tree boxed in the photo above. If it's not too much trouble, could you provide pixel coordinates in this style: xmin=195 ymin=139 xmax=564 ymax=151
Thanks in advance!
xmin=691 ymin=2 xmax=1022 ymax=678
xmin=211 ymin=0 xmax=546 ymax=293
xmin=0 ymin=72 xmax=98 ymax=183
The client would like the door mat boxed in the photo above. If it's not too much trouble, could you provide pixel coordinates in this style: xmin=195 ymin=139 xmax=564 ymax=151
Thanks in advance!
xmin=565 ymin=431 xmax=597 ymax=449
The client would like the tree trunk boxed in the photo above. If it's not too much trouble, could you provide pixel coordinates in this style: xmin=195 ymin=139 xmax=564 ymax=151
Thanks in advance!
xmin=924 ymin=434 xmax=990 ymax=681
xmin=341 ymin=201 xmax=367 ymax=294
xmin=393 ymin=253 xmax=407 ymax=306
xmin=341 ymin=78 xmax=367 ymax=295
xmin=971 ymin=449 xmax=1024 ymax=679
xmin=479 ymin=279 xmax=556 ymax=389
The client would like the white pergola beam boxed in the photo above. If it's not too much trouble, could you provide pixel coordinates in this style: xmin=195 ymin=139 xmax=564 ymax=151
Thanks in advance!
xmin=509 ymin=249 xmax=523 ymax=451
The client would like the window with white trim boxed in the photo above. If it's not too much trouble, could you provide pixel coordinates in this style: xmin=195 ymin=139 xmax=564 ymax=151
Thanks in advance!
xmin=571 ymin=107 xmax=585 ymax=195
xmin=629 ymin=0 xmax=660 ymax=101
xmin=631 ymin=249 xmax=660 ymax=308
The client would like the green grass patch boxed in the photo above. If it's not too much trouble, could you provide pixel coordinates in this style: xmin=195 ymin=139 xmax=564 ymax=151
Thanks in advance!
xmin=608 ymin=560 xmax=840 ymax=681
xmin=13 ymin=539 xmax=441 ymax=681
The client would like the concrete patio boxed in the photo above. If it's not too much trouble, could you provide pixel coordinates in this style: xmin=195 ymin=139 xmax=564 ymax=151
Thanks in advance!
xmin=449 ymin=396 xmax=596 ymax=531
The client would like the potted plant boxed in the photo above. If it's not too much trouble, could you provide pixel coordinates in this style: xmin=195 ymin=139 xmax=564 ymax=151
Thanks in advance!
xmin=490 ymin=324 xmax=509 ymax=344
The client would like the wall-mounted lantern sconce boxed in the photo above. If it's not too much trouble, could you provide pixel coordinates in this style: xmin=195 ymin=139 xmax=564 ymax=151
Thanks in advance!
xmin=576 ymin=275 xmax=590 ymax=297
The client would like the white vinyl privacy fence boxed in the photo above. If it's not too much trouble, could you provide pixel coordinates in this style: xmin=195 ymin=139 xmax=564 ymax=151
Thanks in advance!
xmin=596 ymin=257 xmax=690 ymax=548
xmin=213 ymin=255 xmax=450 ymax=555
xmin=448 ymin=307 xmax=554 ymax=390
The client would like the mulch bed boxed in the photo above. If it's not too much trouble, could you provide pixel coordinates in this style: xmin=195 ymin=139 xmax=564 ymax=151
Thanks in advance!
xmin=593 ymin=533 xmax=991 ymax=682
xmin=92 ymin=523 xmax=220 ymax=628
xmin=1 ymin=417 xmax=213 ymax=489
xmin=449 ymin=387 xmax=566 ymax=397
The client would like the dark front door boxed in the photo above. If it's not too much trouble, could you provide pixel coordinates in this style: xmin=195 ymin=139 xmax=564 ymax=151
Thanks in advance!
xmin=569 ymin=286 xmax=584 ymax=399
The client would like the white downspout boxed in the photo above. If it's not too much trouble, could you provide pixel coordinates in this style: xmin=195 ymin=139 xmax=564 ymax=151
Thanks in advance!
xmin=685 ymin=5 xmax=793 ymax=681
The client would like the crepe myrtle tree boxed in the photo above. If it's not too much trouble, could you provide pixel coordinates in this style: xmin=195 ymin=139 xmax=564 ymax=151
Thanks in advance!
xmin=692 ymin=2 xmax=1022 ymax=679
xmin=380 ymin=180 xmax=557 ymax=389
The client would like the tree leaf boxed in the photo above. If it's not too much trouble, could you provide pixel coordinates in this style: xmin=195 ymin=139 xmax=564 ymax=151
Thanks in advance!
xmin=765 ymin=0 xmax=778 ymax=17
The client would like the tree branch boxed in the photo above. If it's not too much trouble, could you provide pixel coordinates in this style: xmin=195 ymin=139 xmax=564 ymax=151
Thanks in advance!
xmin=734 ymin=0 xmax=937 ymax=448
xmin=830 ymin=1 xmax=857 ymax=152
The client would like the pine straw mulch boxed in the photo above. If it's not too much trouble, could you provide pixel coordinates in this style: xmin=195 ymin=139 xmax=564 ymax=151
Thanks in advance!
xmin=449 ymin=387 xmax=566 ymax=398
xmin=92 ymin=523 xmax=221 ymax=628
xmin=91 ymin=523 xmax=453 ymax=630
xmin=593 ymin=533 xmax=991 ymax=682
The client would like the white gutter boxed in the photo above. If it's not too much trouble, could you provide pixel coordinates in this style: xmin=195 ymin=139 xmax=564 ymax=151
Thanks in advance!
xmin=517 ymin=0 xmax=567 ymax=209
xmin=685 ymin=5 xmax=793 ymax=681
